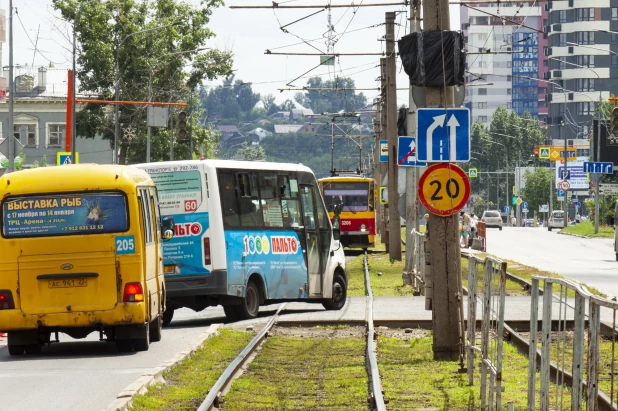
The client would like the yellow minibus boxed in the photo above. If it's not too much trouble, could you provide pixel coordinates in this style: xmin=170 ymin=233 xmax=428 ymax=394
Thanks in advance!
xmin=0 ymin=165 xmax=174 ymax=355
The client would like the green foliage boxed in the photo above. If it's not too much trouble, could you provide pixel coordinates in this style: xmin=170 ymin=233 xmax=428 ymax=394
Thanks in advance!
xmin=40 ymin=154 xmax=47 ymax=167
xmin=202 ymin=77 xmax=260 ymax=120
xmin=52 ymin=0 xmax=234 ymax=164
xmin=261 ymin=94 xmax=277 ymax=113
xmin=295 ymin=77 xmax=367 ymax=113
xmin=472 ymin=195 xmax=487 ymax=216
xmin=521 ymin=168 xmax=557 ymax=213
xmin=234 ymin=142 xmax=266 ymax=161
xmin=31 ymin=160 xmax=39 ymax=169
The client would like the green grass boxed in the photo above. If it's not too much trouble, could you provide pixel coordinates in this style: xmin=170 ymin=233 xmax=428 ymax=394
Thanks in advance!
xmin=561 ymin=221 xmax=614 ymax=238
xmin=347 ymin=250 xmax=417 ymax=297
xmin=378 ymin=334 xmax=570 ymax=410
xmin=222 ymin=334 xmax=368 ymax=410
xmin=130 ymin=329 xmax=253 ymax=410
xmin=461 ymin=256 xmax=527 ymax=296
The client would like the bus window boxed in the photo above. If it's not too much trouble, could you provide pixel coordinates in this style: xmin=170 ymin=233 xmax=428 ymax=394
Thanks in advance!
xmin=238 ymin=173 xmax=263 ymax=228
xmin=219 ymin=171 xmax=241 ymax=228
xmin=259 ymin=172 xmax=283 ymax=228
xmin=279 ymin=175 xmax=301 ymax=228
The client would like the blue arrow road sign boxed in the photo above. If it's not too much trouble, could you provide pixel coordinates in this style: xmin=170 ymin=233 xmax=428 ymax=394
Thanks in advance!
xmin=559 ymin=169 xmax=571 ymax=179
xmin=504 ymin=206 xmax=510 ymax=213
xmin=416 ymin=108 xmax=470 ymax=162
xmin=397 ymin=136 xmax=427 ymax=167
xmin=379 ymin=140 xmax=388 ymax=163
xmin=583 ymin=162 xmax=614 ymax=174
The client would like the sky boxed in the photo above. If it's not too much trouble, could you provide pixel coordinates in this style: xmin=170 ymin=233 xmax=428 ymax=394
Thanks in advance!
xmin=2 ymin=0 xmax=461 ymax=106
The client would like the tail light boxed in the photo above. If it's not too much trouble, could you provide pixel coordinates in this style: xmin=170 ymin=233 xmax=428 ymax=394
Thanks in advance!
xmin=0 ymin=290 xmax=15 ymax=309
xmin=123 ymin=283 xmax=144 ymax=302
xmin=204 ymin=237 xmax=211 ymax=265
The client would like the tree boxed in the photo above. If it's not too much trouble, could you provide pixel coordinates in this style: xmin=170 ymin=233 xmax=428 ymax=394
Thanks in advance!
xmin=53 ymin=0 xmax=233 ymax=164
xmin=297 ymin=77 xmax=367 ymax=114
xmin=202 ymin=78 xmax=260 ymax=120
xmin=261 ymin=94 xmax=277 ymax=113
xmin=521 ymin=168 xmax=557 ymax=214
xmin=235 ymin=143 xmax=265 ymax=161
xmin=281 ymin=99 xmax=296 ymax=111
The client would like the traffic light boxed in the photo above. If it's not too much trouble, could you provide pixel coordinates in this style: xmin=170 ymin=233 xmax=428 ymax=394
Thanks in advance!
xmin=611 ymin=106 xmax=618 ymax=137
xmin=176 ymin=111 xmax=187 ymax=141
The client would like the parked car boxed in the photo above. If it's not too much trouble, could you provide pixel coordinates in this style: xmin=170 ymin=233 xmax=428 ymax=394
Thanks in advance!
xmin=481 ymin=210 xmax=503 ymax=230
xmin=548 ymin=210 xmax=565 ymax=231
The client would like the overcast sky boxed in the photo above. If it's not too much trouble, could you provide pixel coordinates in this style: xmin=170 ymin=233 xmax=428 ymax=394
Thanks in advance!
xmin=3 ymin=0 xmax=461 ymax=105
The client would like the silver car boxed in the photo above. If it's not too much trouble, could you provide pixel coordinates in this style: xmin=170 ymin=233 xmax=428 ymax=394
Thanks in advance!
xmin=548 ymin=210 xmax=564 ymax=231
xmin=481 ymin=210 xmax=503 ymax=230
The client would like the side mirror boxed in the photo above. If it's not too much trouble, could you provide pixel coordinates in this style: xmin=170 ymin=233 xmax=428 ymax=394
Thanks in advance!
xmin=161 ymin=216 xmax=175 ymax=242
xmin=333 ymin=203 xmax=343 ymax=216
xmin=332 ymin=215 xmax=341 ymax=241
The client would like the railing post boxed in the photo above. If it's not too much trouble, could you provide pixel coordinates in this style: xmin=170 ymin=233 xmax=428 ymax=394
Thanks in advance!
xmin=527 ymin=278 xmax=540 ymax=411
xmin=480 ymin=259 xmax=492 ymax=410
xmin=467 ymin=256 xmax=477 ymax=386
xmin=571 ymin=292 xmax=585 ymax=411
xmin=540 ymin=281 xmax=553 ymax=411
xmin=586 ymin=299 xmax=600 ymax=411
xmin=495 ymin=262 xmax=507 ymax=410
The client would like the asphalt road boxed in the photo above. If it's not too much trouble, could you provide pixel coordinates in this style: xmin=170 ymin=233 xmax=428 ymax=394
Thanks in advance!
xmin=486 ymin=226 xmax=618 ymax=297
xmin=0 ymin=307 xmax=232 ymax=411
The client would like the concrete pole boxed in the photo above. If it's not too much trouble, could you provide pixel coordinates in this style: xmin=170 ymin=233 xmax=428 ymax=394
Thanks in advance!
xmin=380 ymin=58 xmax=390 ymax=252
xmin=595 ymin=115 xmax=601 ymax=233
xmin=549 ymin=160 xmax=553 ymax=212
xmin=564 ymin=132 xmax=569 ymax=228
xmin=422 ymin=0 xmax=461 ymax=361
xmin=7 ymin=0 xmax=14 ymax=173
xmin=374 ymin=97 xmax=382 ymax=235
xmin=405 ymin=1 xmax=422 ymax=280
xmin=385 ymin=12 xmax=402 ymax=261
xmin=147 ymin=66 xmax=153 ymax=162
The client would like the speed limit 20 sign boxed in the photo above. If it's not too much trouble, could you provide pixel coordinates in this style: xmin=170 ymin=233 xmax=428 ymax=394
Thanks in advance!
xmin=418 ymin=163 xmax=471 ymax=216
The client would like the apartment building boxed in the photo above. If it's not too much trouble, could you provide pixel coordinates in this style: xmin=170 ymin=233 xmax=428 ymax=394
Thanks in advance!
xmin=545 ymin=0 xmax=615 ymax=141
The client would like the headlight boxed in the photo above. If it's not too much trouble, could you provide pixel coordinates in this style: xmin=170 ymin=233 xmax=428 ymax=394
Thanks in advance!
xmin=361 ymin=224 xmax=366 ymax=231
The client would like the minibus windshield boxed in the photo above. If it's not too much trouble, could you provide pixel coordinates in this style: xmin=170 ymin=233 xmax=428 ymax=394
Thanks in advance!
xmin=2 ymin=192 xmax=129 ymax=238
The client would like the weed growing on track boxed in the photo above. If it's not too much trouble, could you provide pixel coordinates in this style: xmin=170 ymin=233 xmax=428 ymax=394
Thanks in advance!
xmin=129 ymin=329 xmax=253 ymax=411
xmin=222 ymin=334 xmax=368 ymax=410
xmin=347 ymin=250 xmax=416 ymax=297
xmin=378 ymin=334 xmax=566 ymax=410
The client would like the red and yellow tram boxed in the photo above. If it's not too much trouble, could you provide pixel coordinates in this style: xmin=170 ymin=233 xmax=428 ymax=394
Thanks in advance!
xmin=318 ymin=176 xmax=377 ymax=249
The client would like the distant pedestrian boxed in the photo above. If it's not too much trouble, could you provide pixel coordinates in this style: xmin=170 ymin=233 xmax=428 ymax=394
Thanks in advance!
xmin=460 ymin=210 xmax=470 ymax=248
xmin=469 ymin=213 xmax=478 ymax=246
xmin=511 ymin=216 xmax=516 ymax=227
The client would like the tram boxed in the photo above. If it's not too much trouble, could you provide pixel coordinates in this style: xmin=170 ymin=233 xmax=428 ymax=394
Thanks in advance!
xmin=318 ymin=176 xmax=377 ymax=249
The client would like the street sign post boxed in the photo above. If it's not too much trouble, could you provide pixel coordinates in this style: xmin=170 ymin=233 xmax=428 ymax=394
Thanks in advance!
xmin=468 ymin=168 xmax=478 ymax=178
xmin=539 ymin=204 xmax=549 ymax=212
xmin=418 ymin=163 xmax=471 ymax=216
xmin=583 ymin=162 xmax=614 ymax=174
xmin=516 ymin=197 xmax=523 ymax=206
xmin=416 ymin=108 xmax=470 ymax=162
xmin=397 ymin=136 xmax=427 ymax=167
xmin=558 ymin=180 xmax=571 ymax=191
xmin=57 ymin=152 xmax=80 ymax=165
xmin=504 ymin=206 xmax=510 ymax=213
xmin=539 ymin=147 xmax=550 ymax=159
xmin=379 ymin=186 xmax=388 ymax=204
xmin=522 ymin=201 xmax=528 ymax=209
xmin=379 ymin=140 xmax=388 ymax=163
xmin=549 ymin=147 xmax=576 ymax=161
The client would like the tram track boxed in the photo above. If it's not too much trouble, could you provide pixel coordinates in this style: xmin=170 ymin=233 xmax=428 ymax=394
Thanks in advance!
xmin=195 ymin=250 xmax=387 ymax=411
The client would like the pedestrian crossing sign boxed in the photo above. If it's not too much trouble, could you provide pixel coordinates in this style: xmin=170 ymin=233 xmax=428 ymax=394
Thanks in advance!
xmin=468 ymin=168 xmax=478 ymax=178
xmin=539 ymin=147 xmax=550 ymax=159
xmin=57 ymin=152 xmax=80 ymax=165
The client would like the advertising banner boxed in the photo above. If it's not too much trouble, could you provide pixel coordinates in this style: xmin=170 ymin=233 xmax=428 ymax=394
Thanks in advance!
xmin=556 ymin=159 xmax=587 ymax=190
xmin=2 ymin=193 xmax=128 ymax=238
xmin=144 ymin=166 xmax=203 ymax=214
xmin=163 ymin=212 xmax=210 ymax=275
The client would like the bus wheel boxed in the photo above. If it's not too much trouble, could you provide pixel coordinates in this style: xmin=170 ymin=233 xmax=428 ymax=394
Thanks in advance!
xmin=149 ymin=315 xmax=162 ymax=342
xmin=322 ymin=273 xmax=347 ymax=311
xmin=8 ymin=343 xmax=25 ymax=356
xmin=223 ymin=306 xmax=240 ymax=322
xmin=235 ymin=281 xmax=260 ymax=320
xmin=133 ymin=325 xmax=150 ymax=352
xmin=162 ymin=308 xmax=174 ymax=326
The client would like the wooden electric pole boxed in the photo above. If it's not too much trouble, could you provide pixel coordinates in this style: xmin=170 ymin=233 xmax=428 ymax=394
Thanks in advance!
xmin=422 ymin=0 xmax=462 ymax=361
xmin=380 ymin=57 xmax=390 ymax=252
xmin=385 ymin=12 xmax=402 ymax=261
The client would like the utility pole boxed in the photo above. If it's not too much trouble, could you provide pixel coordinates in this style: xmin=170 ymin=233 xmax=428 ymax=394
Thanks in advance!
xmin=380 ymin=57 xmax=390 ymax=252
xmin=405 ymin=1 xmax=421 ymax=281
xmin=422 ymin=0 xmax=462 ymax=361
xmin=374 ymin=97 xmax=382 ymax=236
xmin=385 ymin=12 xmax=401 ymax=261
xmin=595 ymin=115 xmax=601 ymax=234
xmin=563 ymin=129 xmax=568 ymax=228
xmin=7 ymin=0 xmax=14 ymax=173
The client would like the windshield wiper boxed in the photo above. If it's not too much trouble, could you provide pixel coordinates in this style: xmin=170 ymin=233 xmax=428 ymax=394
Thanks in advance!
xmin=344 ymin=204 xmax=357 ymax=215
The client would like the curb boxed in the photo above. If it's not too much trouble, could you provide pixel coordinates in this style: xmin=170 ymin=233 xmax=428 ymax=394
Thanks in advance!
xmin=104 ymin=323 xmax=222 ymax=411
xmin=557 ymin=230 xmax=590 ymax=239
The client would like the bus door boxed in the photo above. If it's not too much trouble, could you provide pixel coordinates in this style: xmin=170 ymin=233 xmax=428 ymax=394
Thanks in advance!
xmin=300 ymin=185 xmax=331 ymax=296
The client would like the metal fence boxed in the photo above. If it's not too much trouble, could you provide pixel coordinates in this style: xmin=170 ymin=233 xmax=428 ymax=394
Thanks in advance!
xmin=464 ymin=254 xmax=507 ymax=411
xmin=527 ymin=275 xmax=618 ymax=411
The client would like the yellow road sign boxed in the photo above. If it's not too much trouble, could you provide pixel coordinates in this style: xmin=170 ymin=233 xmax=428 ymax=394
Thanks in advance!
xmin=418 ymin=164 xmax=471 ymax=216
xmin=516 ymin=197 xmax=523 ymax=206
xmin=549 ymin=148 xmax=576 ymax=161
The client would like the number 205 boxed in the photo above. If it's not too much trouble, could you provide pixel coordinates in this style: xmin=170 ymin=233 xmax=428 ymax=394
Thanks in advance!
xmin=116 ymin=238 xmax=135 ymax=252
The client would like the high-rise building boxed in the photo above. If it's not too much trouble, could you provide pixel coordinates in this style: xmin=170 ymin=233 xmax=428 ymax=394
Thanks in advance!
xmin=461 ymin=3 xmax=545 ymax=127
xmin=545 ymin=1 xmax=614 ymax=141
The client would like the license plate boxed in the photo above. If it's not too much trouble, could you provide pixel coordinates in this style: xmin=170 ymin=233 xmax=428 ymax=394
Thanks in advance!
xmin=164 ymin=265 xmax=176 ymax=274
xmin=48 ymin=279 xmax=88 ymax=289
